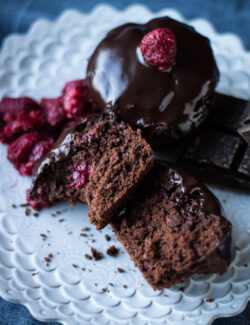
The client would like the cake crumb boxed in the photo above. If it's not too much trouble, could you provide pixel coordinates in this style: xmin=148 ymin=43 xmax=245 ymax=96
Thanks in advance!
xmin=109 ymin=283 xmax=113 ymax=286
xmin=32 ymin=272 xmax=38 ymax=276
xmin=20 ymin=203 xmax=29 ymax=207
xmin=117 ymin=267 xmax=125 ymax=273
xmin=72 ymin=264 xmax=78 ymax=268
xmin=80 ymin=233 xmax=88 ymax=237
xmin=82 ymin=227 xmax=90 ymax=231
xmin=91 ymin=239 xmax=96 ymax=243
xmin=94 ymin=283 xmax=98 ymax=286
xmin=123 ymin=284 xmax=127 ymax=289
xmin=58 ymin=218 xmax=65 ymax=222
xmin=12 ymin=204 xmax=17 ymax=208
xmin=107 ymin=245 xmax=119 ymax=257
xmin=82 ymin=267 xmax=85 ymax=271
xmin=206 ymin=298 xmax=214 ymax=303
xmin=51 ymin=213 xmax=56 ymax=217
xmin=105 ymin=235 xmax=111 ymax=241
xmin=91 ymin=247 xmax=103 ymax=260
xmin=85 ymin=254 xmax=93 ymax=260
xmin=102 ymin=288 xmax=106 ymax=292
xmin=25 ymin=208 xmax=31 ymax=216
xmin=33 ymin=212 xmax=39 ymax=217
xmin=40 ymin=234 xmax=47 ymax=240
xmin=44 ymin=257 xmax=50 ymax=262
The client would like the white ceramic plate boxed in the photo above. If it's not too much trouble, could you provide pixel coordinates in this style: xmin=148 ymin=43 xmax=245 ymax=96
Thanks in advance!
xmin=0 ymin=5 xmax=250 ymax=325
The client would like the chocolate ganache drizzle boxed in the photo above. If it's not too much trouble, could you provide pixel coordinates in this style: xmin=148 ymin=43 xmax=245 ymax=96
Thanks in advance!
xmin=87 ymin=17 xmax=219 ymax=141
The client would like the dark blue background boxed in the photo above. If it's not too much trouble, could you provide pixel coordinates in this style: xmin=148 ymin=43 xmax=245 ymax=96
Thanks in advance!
xmin=0 ymin=1 xmax=250 ymax=324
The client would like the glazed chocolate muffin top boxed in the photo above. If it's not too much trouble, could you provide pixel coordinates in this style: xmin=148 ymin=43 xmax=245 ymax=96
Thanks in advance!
xmin=87 ymin=17 xmax=219 ymax=141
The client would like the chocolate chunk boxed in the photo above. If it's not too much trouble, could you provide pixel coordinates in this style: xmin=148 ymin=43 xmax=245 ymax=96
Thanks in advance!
xmin=210 ymin=93 xmax=248 ymax=132
xmin=182 ymin=93 xmax=250 ymax=190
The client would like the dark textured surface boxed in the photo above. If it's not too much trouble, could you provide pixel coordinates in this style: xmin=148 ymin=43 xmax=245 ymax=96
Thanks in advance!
xmin=182 ymin=94 xmax=250 ymax=190
xmin=0 ymin=1 xmax=250 ymax=324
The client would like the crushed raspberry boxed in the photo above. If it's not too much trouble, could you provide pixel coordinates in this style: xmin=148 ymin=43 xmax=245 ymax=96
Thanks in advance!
xmin=0 ymin=97 xmax=39 ymax=115
xmin=63 ymin=80 xmax=90 ymax=118
xmin=68 ymin=162 xmax=93 ymax=189
xmin=7 ymin=132 xmax=54 ymax=176
xmin=142 ymin=261 xmax=152 ymax=272
xmin=4 ymin=110 xmax=45 ymax=138
xmin=26 ymin=189 xmax=50 ymax=210
xmin=82 ymin=130 xmax=99 ymax=143
xmin=1 ymin=79 xmax=96 ymax=208
xmin=40 ymin=97 xmax=66 ymax=127
xmin=140 ymin=28 xmax=177 ymax=70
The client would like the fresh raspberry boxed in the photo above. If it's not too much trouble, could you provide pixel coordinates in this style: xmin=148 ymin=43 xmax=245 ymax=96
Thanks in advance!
xmin=68 ymin=162 xmax=93 ymax=189
xmin=40 ymin=97 xmax=66 ymax=127
xmin=3 ymin=110 xmax=45 ymax=138
xmin=62 ymin=79 xmax=90 ymax=118
xmin=0 ymin=97 xmax=42 ymax=143
xmin=140 ymin=28 xmax=177 ymax=70
xmin=26 ymin=189 xmax=50 ymax=210
xmin=7 ymin=132 xmax=54 ymax=176
xmin=0 ymin=97 xmax=39 ymax=115
xmin=7 ymin=132 xmax=40 ymax=166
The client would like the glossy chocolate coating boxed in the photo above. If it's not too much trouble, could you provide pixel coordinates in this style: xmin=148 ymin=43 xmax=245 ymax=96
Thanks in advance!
xmin=157 ymin=161 xmax=223 ymax=217
xmin=87 ymin=17 xmax=219 ymax=141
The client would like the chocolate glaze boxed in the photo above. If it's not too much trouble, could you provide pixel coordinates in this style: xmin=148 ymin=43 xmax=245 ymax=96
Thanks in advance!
xmin=87 ymin=17 xmax=219 ymax=141
xmin=157 ymin=161 xmax=223 ymax=216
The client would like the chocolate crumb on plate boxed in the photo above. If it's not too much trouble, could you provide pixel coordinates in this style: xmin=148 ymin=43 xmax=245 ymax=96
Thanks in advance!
xmin=91 ymin=247 xmax=103 ymax=260
xmin=25 ymin=208 xmax=31 ymax=216
xmin=12 ymin=204 xmax=17 ymax=208
xmin=20 ymin=203 xmax=29 ymax=207
xmin=72 ymin=264 xmax=78 ymax=268
xmin=107 ymin=245 xmax=119 ymax=257
xmin=117 ymin=267 xmax=125 ymax=273
xmin=85 ymin=254 xmax=93 ymax=260
xmin=58 ymin=218 xmax=65 ymax=222
xmin=82 ymin=227 xmax=90 ymax=231
xmin=105 ymin=234 xmax=111 ymax=241
xmin=123 ymin=285 xmax=127 ymax=289
xmin=206 ymin=298 xmax=215 ymax=303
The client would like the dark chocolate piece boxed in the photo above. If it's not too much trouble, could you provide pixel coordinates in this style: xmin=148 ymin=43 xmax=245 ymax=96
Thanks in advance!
xmin=87 ymin=17 xmax=219 ymax=142
xmin=112 ymin=161 xmax=233 ymax=289
xmin=181 ymin=93 xmax=250 ymax=190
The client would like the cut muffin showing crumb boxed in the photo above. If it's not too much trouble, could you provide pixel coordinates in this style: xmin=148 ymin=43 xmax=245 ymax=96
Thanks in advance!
xmin=28 ymin=113 xmax=154 ymax=229
xmin=112 ymin=161 xmax=233 ymax=289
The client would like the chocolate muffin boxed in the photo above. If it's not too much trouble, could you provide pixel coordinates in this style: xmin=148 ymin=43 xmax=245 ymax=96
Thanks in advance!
xmin=87 ymin=17 xmax=219 ymax=143
xmin=112 ymin=161 xmax=232 ymax=289
xmin=28 ymin=114 xmax=154 ymax=229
